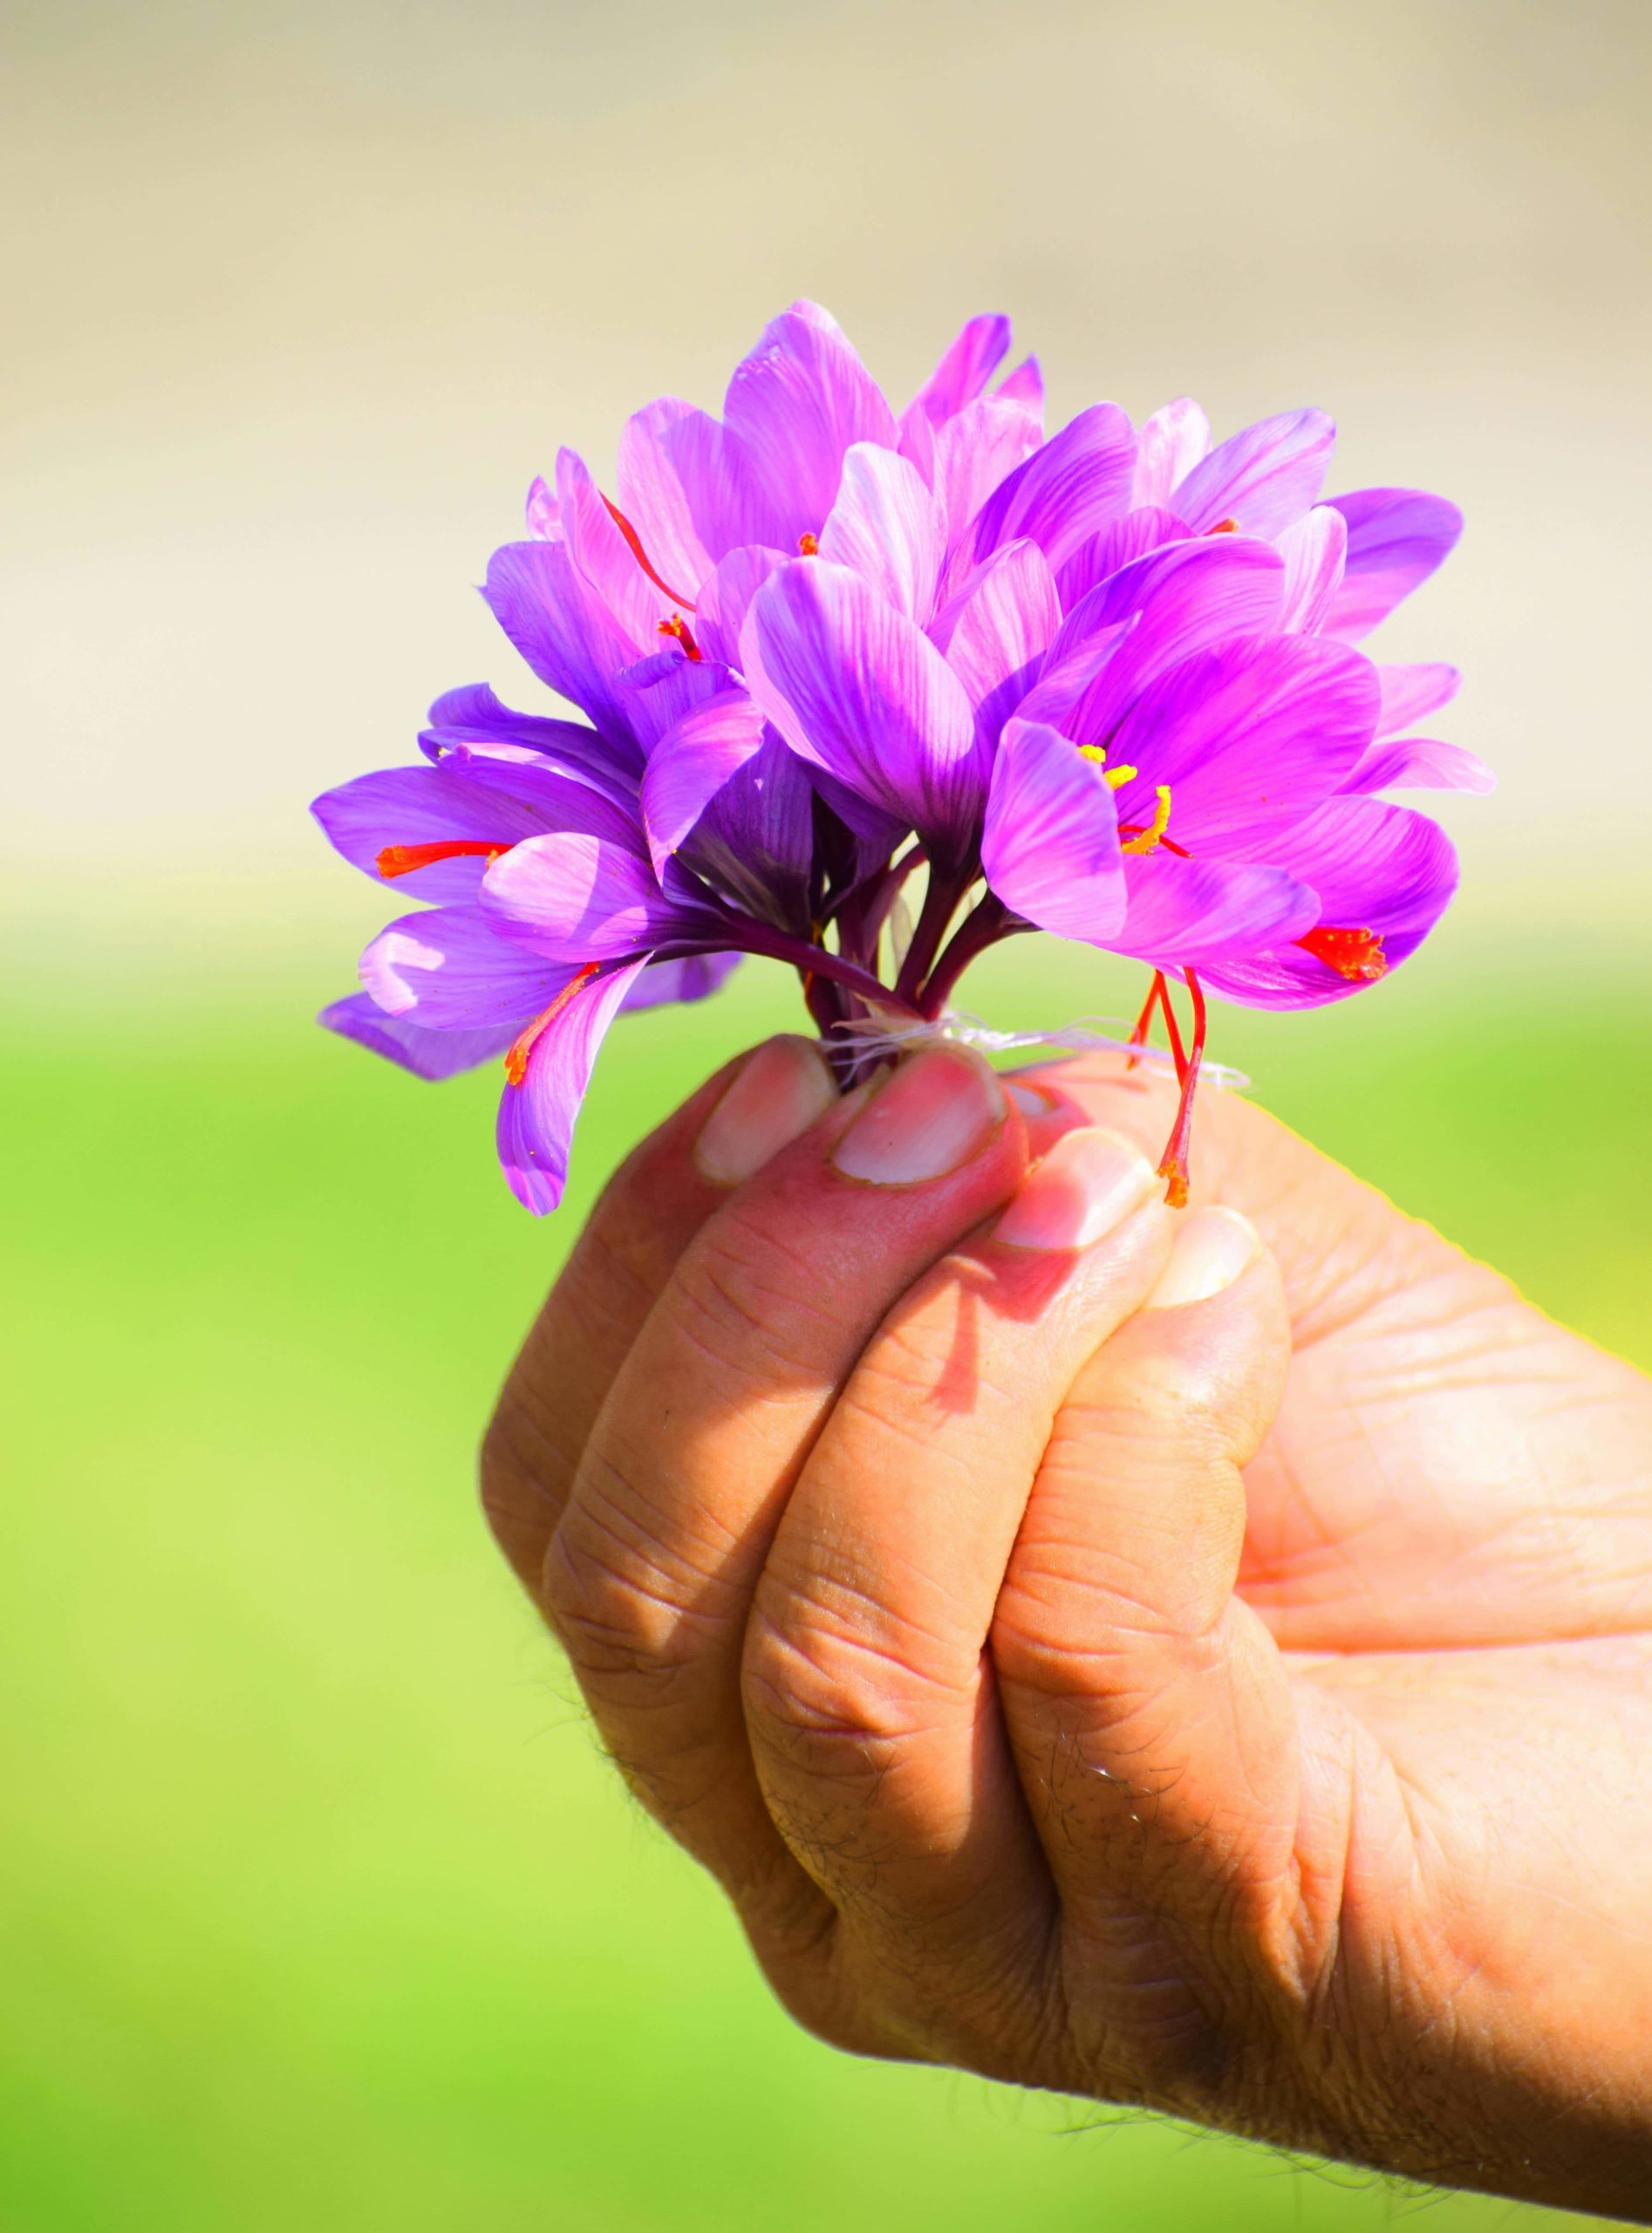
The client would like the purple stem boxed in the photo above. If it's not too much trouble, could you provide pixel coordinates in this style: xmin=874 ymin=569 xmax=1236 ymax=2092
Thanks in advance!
xmin=917 ymin=893 xmax=1020 ymax=1018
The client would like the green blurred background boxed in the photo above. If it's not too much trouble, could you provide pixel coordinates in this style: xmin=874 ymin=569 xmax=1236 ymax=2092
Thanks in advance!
xmin=4 ymin=1 xmax=1649 ymax=2225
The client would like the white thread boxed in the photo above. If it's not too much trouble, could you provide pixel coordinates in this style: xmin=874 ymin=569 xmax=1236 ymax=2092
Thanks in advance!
xmin=825 ymin=1007 xmax=1250 ymax=1091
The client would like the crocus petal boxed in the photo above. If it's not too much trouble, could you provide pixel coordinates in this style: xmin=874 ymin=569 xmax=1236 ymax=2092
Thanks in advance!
xmin=1112 ymin=851 xmax=1319 ymax=968
xmin=1105 ymin=634 xmax=1378 ymax=847
xmin=1131 ymin=399 xmax=1211 ymax=509
xmin=1055 ymin=505 xmax=1191 ymax=609
xmin=1275 ymin=505 xmax=1348 ymax=633
xmin=525 ymin=477 xmax=560 ymax=538
xmin=1321 ymin=488 xmax=1464 ymax=641
xmin=614 ymin=398 xmax=718 ymax=595
xmin=930 ymin=537 xmax=1062 ymax=749
xmin=722 ymin=301 xmax=898 ymax=546
xmin=480 ymin=831 xmax=709 ymax=962
xmin=683 ymin=733 xmax=816 ymax=929
xmin=929 ymin=393 xmax=1044 ymax=557
xmin=741 ymin=558 xmax=986 ymax=867
xmin=361 ymin=904 xmax=579 ymax=1028
xmin=1198 ymin=799 xmax=1458 ymax=1008
xmin=1376 ymin=661 xmax=1461 ymax=737
xmin=418 ymin=683 xmax=634 ymax=803
xmin=639 ymin=689 xmax=770 ymax=876
xmin=980 ymin=719 xmax=1125 ymax=942
xmin=901 ymin=313 xmax=1012 ymax=431
xmin=311 ymin=757 xmax=638 ymax=903
xmin=693 ymin=545 xmax=791 ymax=667
xmin=1337 ymin=735 xmax=1496 ymax=796
xmin=318 ymin=993 xmax=513 ymax=1081
xmin=963 ymin=400 xmax=1136 ymax=575
xmin=1024 ymin=536 xmax=1285 ymax=742
xmin=483 ymin=540 xmax=648 ymax=762
xmin=556 ymin=447 xmax=666 ymax=648
xmin=818 ymin=442 xmax=943 ymax=621
xmin=616 ymin=645 xmax=732 ymax=755
xmin=622 ymin=952 xmax=743 ymax=1010
xmin=1172 ymin=407 xmax=1335 ymax=536
xmin=994 ymin=357 xmax=1043 ymax=413
xmin=496 ymin=959 xmax=648 ymax=1213
xmin=617 ymin=396 xmax=775 ymax=570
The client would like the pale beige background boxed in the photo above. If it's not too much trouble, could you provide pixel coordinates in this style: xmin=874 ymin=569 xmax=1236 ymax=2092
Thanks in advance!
xmin=4 ymin=0 xmax=1649 ymax=987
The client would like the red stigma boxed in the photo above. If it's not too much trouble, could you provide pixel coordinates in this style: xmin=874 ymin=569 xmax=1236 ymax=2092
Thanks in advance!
xmin=797 ymin=532 xmax=819 ymax=556
xmin=658 ymin=613 xmax=702 ymax=661
xmin=1296 ymin=925 xmax=1388 ymax=981
xmin=600 ymin=495 xmax=698 ymax=611
xmin=1206 ymin=517 xmax=1239 ymax=535
xmin=504 ymin=964 xmax=601 ymax=1087
xmin=376 ymin=838 xmax=507 ymax=879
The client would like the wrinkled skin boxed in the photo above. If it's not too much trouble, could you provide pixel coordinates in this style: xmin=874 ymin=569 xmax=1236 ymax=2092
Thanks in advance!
xmin=481 ymin=1042 xmax=1652 ymax=2223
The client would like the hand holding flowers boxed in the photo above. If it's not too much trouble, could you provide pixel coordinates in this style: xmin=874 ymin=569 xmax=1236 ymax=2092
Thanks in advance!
xmin=481 ymin=1038 xmax=1652 ymax=2220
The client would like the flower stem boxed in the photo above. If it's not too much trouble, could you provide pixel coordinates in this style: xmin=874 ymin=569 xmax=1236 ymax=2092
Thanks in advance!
xmin=894 ymin=873 xmax=968 ymax=1009
xmin=917 ymin=893 xmax=1017 ymax=1018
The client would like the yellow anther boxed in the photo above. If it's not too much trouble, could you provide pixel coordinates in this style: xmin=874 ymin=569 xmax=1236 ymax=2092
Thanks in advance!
xmin=1122 ymin=783 xmax=1173 ymax=855
xmin=1077 ymin=743 xmax=1139 ymax=791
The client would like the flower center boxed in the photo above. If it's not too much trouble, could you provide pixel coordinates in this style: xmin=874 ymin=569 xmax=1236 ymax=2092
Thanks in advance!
xmin=1295 ymin=925 xmax=1388 ymax=980
xmin=376 ymin=839 xmax=507 ymax=879
xmin=797 ymin=533 xmax=820 ymax=556
xmin=658 ymin=613 xmax=702 ymax=660
xmin=1206 ymin=517 xmax=1239 ymax=534
xmin=504 ymin=963 xmax=602 ymax=1085
xmin=1077 ymin=745 xmax=1173 ymax=855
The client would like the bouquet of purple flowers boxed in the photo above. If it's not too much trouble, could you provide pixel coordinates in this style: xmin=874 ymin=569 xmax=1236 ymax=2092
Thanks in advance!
xmin=314 ymin=303 xmax=1487 ymax=1212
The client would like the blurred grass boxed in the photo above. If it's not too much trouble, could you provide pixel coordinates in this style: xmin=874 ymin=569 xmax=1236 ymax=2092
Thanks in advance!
xmin=2 ymin=933 xmax=1645 ymax=2232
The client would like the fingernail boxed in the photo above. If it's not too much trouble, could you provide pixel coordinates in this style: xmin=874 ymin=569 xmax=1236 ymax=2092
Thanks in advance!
xmin=1143 ymin=1207 xmax=1259 ymax=1308
xmin=831 ymin=1047 xmax=1007 ymax=1185
xmin=694 ymin=1036 xmax=837 ymax=1185
xmin=993 ymin=1127 xmax=1157 ymax=1252
xmin=1007 ymin=1079 xmax=1055 ymax=1117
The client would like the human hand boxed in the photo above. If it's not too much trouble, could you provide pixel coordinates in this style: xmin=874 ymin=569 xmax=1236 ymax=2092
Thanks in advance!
xmin=481 ymin=1037 xmax=1652 ymax=2222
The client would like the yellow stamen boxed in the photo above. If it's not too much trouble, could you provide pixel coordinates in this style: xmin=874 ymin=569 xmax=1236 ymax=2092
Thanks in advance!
xmin=1122 ymin=784 xmax=1173 ymax=855
xmin=1077 ymin=743 xmax=1139 ymax=790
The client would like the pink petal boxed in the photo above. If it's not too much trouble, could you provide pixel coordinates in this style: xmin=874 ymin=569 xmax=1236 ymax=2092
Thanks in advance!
xmin=361 ymin=904 xmax=578 ymax=1028
xmin=639 ymin=689 xmax=770 ymax=877
xmin=1113 ymin=851 xmax=1318 ymax=968
xmin=495 ymin=959 xmax=649 ymax=1213
xmin=1321 ymin=488 xmax=1464 ymax=641
xmin=1172 ymin=407 xmax=1335 ymax=536
xmin=1131 ymin=399 xmax=1211 ymax=509
xmin=1275 ymin=504 xmax=1348 ymax=633
xmin=1337 ymin=735 xmax=1495 ymax=796
xmin=963 ymin=401 xmax=1136 ymax=575
xmin=741 ymin=557 xmax=986 ymax=865
xmin=319 ymin=992 xmax=514 ymax=1081
xmin=980 ymin=719 xmax=1126 ymax=943
xmin=1198 ymin=799 xmax=1458 ymax=1008
xmin=1104 ymin=634 xmax=1377 ymax=848
xmin=930 ymin=538 xmax=1062 ymax=748
xmin=722 ymin=301 xmax=898 ymax=546
xmin=818 ymin=442 xmax=944 ymax=620
xmin=311 ymin=757 xmax=638 ymax=903
xmin=1376 ymin=661 xmax=1460 ymax=737
xmin=900 ymin=313 xmax=1012 ymax=431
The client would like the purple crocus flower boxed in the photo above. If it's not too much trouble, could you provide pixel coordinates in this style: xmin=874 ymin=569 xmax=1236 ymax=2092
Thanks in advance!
xmin=316 ymin=302 xmax=1484 ymax=1209
xmin=312 ymin=712 xmax=889 ymax=1210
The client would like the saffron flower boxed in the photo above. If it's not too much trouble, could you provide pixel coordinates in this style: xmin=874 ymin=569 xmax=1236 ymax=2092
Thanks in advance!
xmin=314 ymin=302 xmax=1487 ymax=1210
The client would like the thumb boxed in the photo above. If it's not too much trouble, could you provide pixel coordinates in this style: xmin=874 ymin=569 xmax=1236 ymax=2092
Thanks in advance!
xmin=991 ymin=1210 xmax=1305 ymax=2073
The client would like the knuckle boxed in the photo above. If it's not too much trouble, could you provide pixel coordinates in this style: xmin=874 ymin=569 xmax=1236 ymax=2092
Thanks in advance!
xmin=742 ymin=1586 xmax=945 ymax=1786
xmin=665 ymin=1212 xmax=838 ymax=1383
xmin=543 ymin=1483 xmax=717 ymax=1703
